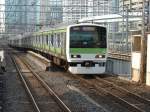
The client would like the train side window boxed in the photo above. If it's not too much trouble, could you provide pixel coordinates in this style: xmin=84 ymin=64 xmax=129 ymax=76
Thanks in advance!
xmin=32 ymin=36 xmax=34 ymax=44
xmin=36 ymin=36 xmax=38 ymax=44
xmin=40 ymin=35 xmax=41 ymax=44
xmin=48 ymin=34 xmax=51 ymax=46
xmin=39 ymin=36 xmax=41 ymax=44
xmin=41 ymin=35 xmax=43 ymax=45
xmin=61 ymin=32 xmax=64 ymax=48
xmin=43 ymin=35 xmax=45 ymax=45
xmin=57 ymin=33 xmax=61 ymax=47
xmin=60 ymin=33 xmax=63 ymax=48
xmin=56 ymin=34 xmax=58 ymax=47
xmin=54 ymin=33 xmax=57 ymax=47
xmin=42 ymin=35 xmax=44 ymax=44
xmin=33 ymin=36 xmax=34 ymax=44
xmin=51 ymin=34 xmax=54 ymax=46
xmin=39 ymin=35 xmax=41 ymax=44
xmin=41 ymin=35 xmax=45 ymax=45
xmin=42 ymin=35 xmax=44 ymax=45
xmin=44 ymin=35 xmax=45 ymax=45
xmin=36 ymin=35 xmax=39 ymax=44
xmin=44 ymin=35 xmax=46 ymax=45
xmin=64 ymin=32 xmax=66 ymax=46
xmin=39 ymin=36 xmax=40 ymax=44
xmin=37 ymin=36 xmax=38 ymax=44
xmin=46 ymin=35 xmax=48 ymax=45
xmin=30 ymin=37 xmax=31 ymax=45
xmin=35 ymin=36 xmax=37 ymax=44
xmin=43 ymin=35 xmax=44 ymax=45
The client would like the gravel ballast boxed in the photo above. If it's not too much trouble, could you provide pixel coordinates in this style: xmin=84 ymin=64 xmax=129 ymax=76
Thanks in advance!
xmin=3 ymin=51 xmax=34 ymax=112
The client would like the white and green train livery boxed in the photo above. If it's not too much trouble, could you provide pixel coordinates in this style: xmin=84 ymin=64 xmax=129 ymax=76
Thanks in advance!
xmin=9 ymin=23 xmax=107 ymax=74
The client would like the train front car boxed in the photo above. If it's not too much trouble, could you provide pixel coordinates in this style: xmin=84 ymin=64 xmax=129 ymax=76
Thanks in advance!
xmin=66 ymin=24 xmax=107 ymax=74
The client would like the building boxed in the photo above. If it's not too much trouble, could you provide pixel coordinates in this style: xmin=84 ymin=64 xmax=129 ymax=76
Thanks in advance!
xmin=40 ymin=0 xmax=63 ymax=26
xmin=26 ymin=0 xmax=40 ymax=32
xmin=32 ymin=0 xmax=119 ymax=26
xmin=119 ymin=0 xmax=149 ymax=31
xmin=5 ymin=0 xmax=63 ymax=33
xmin=0 ymin=1 xmax=5 ymax=34
xmin=40 ymin=0 xmax=48 ymax=25
xmin=106 ymin=0 xmax=150 ymax=78
xmin=5 ymin=0 xmax=22 ymax=33
xmin=92 ymin=0 xmax=110 ymax=16
xmin=63 ymin=0 xmax=89 ymax=22
xmin=62 ymin=0 xmax=116 ymax=22
xmin=5 ymin=0 xmax=40 ymax=33
xmin=49 ymin=0 xmax=63 ymax=25
xmin=5 ymin=0 xmax=119 ymax=32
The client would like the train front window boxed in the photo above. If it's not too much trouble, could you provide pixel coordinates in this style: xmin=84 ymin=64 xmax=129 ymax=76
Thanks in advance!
xmin=70 ymin=26 xmax=106 ymax=48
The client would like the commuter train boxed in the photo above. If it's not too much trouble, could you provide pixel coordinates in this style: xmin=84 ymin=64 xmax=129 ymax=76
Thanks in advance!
xmin=9 ymin=23 xmax=107 ymax=74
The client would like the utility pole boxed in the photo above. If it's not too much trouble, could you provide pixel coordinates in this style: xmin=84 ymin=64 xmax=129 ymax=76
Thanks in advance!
xmin=139 ymin=0 xmax=147 ymax=83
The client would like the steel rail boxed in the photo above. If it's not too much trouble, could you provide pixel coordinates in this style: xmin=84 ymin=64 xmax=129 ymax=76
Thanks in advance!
xmin=71 ymin=74 xmax=145 ymax=112
xmin=0 ymin=75 xmax=4 ymax=112
xmin=96 ymin=76 xmax=150 ymax=105
xmin=20 ymin=57 xmax=72 ymax=112
xmin=11 ymin=55 xmax=41 ymax=112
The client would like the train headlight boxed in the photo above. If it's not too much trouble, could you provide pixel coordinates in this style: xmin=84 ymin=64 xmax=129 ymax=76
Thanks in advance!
xmin=95 ymin=54 xmax=105 ymax=58
xmin=71 ymin=54 xmax=81 ymax=58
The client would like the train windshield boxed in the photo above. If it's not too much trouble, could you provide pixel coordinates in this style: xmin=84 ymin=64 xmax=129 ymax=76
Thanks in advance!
xmin=70 ymin=26 xmax=106 ymax=48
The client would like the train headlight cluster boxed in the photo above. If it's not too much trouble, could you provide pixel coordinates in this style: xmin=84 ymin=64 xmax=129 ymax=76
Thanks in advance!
xmin=95 ymin=54 xmax=105 ymax=58
xmin=71 ymin=54 xmax=81 ymax=58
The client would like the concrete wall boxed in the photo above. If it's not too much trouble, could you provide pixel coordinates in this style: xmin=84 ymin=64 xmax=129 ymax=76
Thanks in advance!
xmin=106 ymin=58 xmax=131 ymax=79
xmin=131 ymin=52 xmax=141 ymax=82
xmin=146 ymin=34 xmax=150 ymax=86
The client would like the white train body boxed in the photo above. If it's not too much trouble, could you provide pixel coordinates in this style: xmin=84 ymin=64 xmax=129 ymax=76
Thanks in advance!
xmin=9 ymin=23 xmax=107 ymax=74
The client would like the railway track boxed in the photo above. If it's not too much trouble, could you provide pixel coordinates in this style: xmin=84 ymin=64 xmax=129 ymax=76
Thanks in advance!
xmin=22 ymin=51 xmax=150 ymax=112
xmin=95 ymin=76 xmax=150 ymax=112
xmin=11 ymin=54 xmax=71 ymax=112
xmin=11 ymin=51 xmax=150 ymax=112
xmin=69 ymin=74 xmax=150 ymax=112
xmin=0 ymin=75 xmax=4 ymax=112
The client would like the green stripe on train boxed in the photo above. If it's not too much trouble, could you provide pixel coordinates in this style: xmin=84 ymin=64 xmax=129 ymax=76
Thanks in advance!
xmin=53 ymin=29 xmax=67 ymax=33
xmin=70 ymin=48 xmax=106 ymax=54
xmin=55 ymin=48 xmax=61 ymax=54
xmin=42 ymin=31 xmax=53 ymax=35
xmin=35 ymin=28 xmax=66 ymax=36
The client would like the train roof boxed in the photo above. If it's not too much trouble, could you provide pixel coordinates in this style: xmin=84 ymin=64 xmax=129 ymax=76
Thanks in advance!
xmin=34 ymin=23 xmax=105 ymax=35
xmin=10 ymin=23 xmax=106 ymax=40
xmin=8 ymin=35 xmax=23 ymax=40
